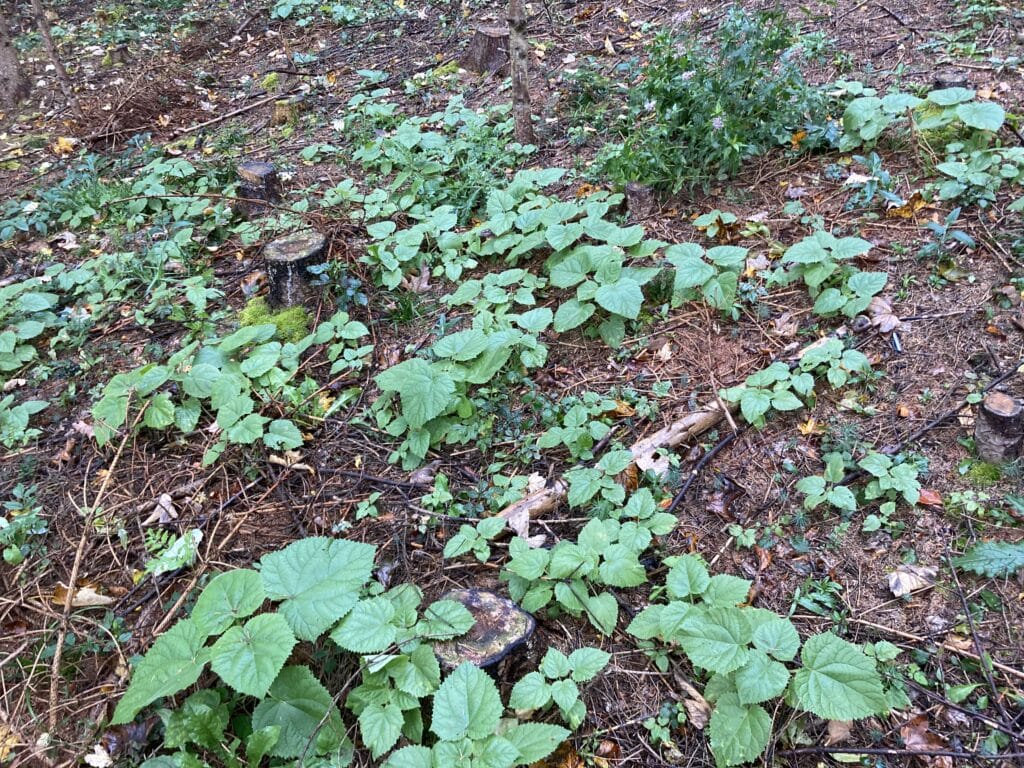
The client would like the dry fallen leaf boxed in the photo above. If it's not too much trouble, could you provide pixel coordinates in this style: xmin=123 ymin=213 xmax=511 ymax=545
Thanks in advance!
xmin=0 ymin=724 xmax=19 ymax=762
xmin=52 ymin=583 xmax=116 ymax=608
xmin=825 ymin=719 xmax=853 ymax=746
xmin=888 ymin=564 xmax=938 ymax=598
xmin=83 ymin=744 xmax=113 ymax=768
xmin=673 ymin=673 xmax=711 ymax=729
xmin=798 ymin=417 xmax=826 ymax=436
xmin=52 ymin=136 xmax=77 ymax=156
xmin=868 ymin=296 xmax=902 ymax=332
xmin=900 ymin=713 xmax=952 ymax=768
xmin=886 ymin=190 xmax=929 ymax=219
xmin=141 ymin=493 xmax=177 ymax=526
xmin=917 ymin=489 xmax=943 ymax=508
xmin=593 ymin=739 xmax=621 ymax=768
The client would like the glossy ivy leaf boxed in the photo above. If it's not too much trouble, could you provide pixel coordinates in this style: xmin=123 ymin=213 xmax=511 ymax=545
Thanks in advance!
xmin=111 ymin=618 xmax=210 ymax=724
xmin=375 ymin=358 xmax=457 ymax=429
xmin=791 ymin=632 xmax=887 ymax=720
xmin=331 ymin=596 xmax=397 ymax=653
xmin=209 ymin=613 xmax=296 ymax=698
xmin=734 ymin=650 xmax=790 ymax=705
xmin=504 ymin=723 xmax=570 ymax=764
xmin=192 ymin=568 xmax=266 ymax=635
xmin=431 ymin=662 xmax=503 ymax=742
xmin=252 ymin=665 xmax=346 ymax=758
xmin=708 ymin=693 xmax=771 ymax=767
xmin=751 ymin=617 xmax=801 ymax=662
xmin=259 ymin=537 xmax=376 ymax=641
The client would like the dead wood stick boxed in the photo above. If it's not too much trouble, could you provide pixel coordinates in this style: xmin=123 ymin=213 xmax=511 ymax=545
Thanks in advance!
xmin=170 ymin=89 xmax=301 ymax=138
xmin=498 ymin=404 xmax=729 ymax=523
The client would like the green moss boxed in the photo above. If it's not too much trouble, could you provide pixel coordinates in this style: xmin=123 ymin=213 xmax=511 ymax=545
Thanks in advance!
xmin=965 ymin=461 xmax=1001 ymax=487
xmin=238 ymin=297 xmax=310 ymax=343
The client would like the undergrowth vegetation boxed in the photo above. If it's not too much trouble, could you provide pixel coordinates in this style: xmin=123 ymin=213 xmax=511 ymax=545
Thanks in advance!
xmin=1 ymin=1 xmax=1023 ymax=766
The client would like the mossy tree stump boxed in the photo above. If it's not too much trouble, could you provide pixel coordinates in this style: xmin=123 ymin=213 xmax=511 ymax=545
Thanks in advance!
xmin=974 ymin=391 xmax=1023 ymax=463
xmin=433 ymin=589 xmax=535 ymax=673
xmin=263 ymin=230 xmax=326 ymax=309
xmin=237 ymin=161 xmax=281 ymax=217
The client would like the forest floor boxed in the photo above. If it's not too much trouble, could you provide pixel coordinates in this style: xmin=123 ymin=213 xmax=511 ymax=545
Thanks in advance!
xmin=1 ymin=0 xmax=1023 ymax=766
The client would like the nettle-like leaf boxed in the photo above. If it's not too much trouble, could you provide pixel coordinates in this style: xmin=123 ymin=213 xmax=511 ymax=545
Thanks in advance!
xmin=111 ymin=618 xmax=210 ymax=724
xmin=509 ymin=671 xmax=552 ymax=710
xmin=504 ymin=723 xmax=570 ymax=764
xmin=708 ymin=693 xmax=772 ymax=767
xmin=252 ymin=665 xmax=346 ymax=758
xmin=734 ymin=650 xmax=790 ymax=705
xmin=209 ymin=613 xmax=296 ymax=698
xmin=431 ymin=662 xmax=503 ymax=742
xmin=331 ymin=596 xmax=397 ymax=653
xmin=751 ymin=617 xmax=801 ymax=662
xmin=259 ymin=537 xmax=376 ymax=641
xmin=791 ymin=632 xmax=887 ymax=720
xmin=679 ymin=607 xmax=752 ymax=674
xmin=568 ymin=647 xmax=611 ymax=682
xmin=375 ymin=358 xmax=457 ymax=429
xmin=667 ymin=554 xmax=711 ymax=598
xmin=952 ymin=541 xmax=1024 ymax=577
xmin=359 ymin=702 xmax=405 ymax=759
xmin=191 ymin=568 xmax=265 ymax=635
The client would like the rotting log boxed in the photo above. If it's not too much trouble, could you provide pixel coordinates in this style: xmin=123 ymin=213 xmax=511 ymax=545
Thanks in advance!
xmin=263 ymin=229 xmax=326 ymax=309
xmin=499 ymin=402 xmax=731 ymax=524
xmin=974 ymin=391 xmax=1023 ymax=463
xmin=236 ymin=161 xmax=281 ymax=217
xmin=433 ymin=588 xmax=535 ymax=672
xmin=461 ymin=26 xmax=509 ymax=76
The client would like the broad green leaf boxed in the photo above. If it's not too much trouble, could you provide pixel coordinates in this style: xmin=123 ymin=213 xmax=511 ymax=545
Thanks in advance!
xmin=667 ymin=554 xmax=711 ymax=598
xmin=252 ymin=665 xmax=345 ymax=758
xmin=550 ymin=678 xmax=579 ymax=711
xmin=209 ymin=613 xmax=296 ymax=698
xmin=226 ymin=412 xmax=266 ymax=444
xmin=419 ymin=599 xmax=475 ymax=639
xmin=953 ymin=541 xmax=1024 ymax=577
xmin=545 ymin=222 xmax=585 ymax=251
xmin=585 ymin=591 xmax=618 ymax=635
xmin=192 ymin=568 xmax=266 ymax=635
xmin=359 ymin=702 xmax=404 ymax=759
xmin=751 ymin=618 xmax=800 ymax=661
xmin=182 ymin=363 xmax=220 ymax=398
xmin=791 ymin=632 xmax=887 ymax=719
xmin=111 ymin=619 xmax=210 ymax=724
xmin=708 ymin=694 xmax=771 ymax=767
xmin=375 ymin=359 xmax=456 ymax=429
xmin=391 ymin=643 xmax=441 ymax=697
xmin=626 ymin=605 xmax=664 ymax=640
xmin=703 ymin=574 xmax=752 ymax=607
xmin=164 ymin=690 xmax=229 ymax=750
xmin=330 ymin=596 xmax=396 ymax=653
xmin=553 ymin=299 xmax=595 ymax=332
xmin=431 ymin=662 xmax=503 ymax=741
xmin=383 ymin=746 xmax=433 ymax=768
xmin=734 ymin=650 xmax=790 ymax=704
xmin=509 ymin=671 xmax=552 ymax=710
xmin=679 ymin=607 xmax=752 ymax=674
xmin=239 ymin=342 xmax=281 ymax=378
xmin=568 ymin=647 xmax=610 ymax=682
xmin=928 ymin=86 xmax=975 ymax=106
xmin=739 ymin=389 xmax=771 ymax=425
xmin=598 ymin=544 xmax=647 ymax=587
xmin=263 ymin=419 xmax=303 ymax=450
xmin=847 ymin=271 xmax=887 ymax=297
xmin=515 ymin=307 xmax=553 ymax=333
xmin=541 ymin=648 xmax=572 ymax=678
xmin=143 ymin=394 xmax=175 ymax=429
xmin=259 ymin=537 xmax=376 ymax=641
xmin=956 ymin=101 xmax=1005 ymax=131
xmin=594 ymin=278 xmax=643 ymax=320
xmin=668 ymin=253 xmax=714 ymax=291
xmin=504 ymin=723 xmax=570 ymax=764
xmin=433 ymin=329 xmax=489 ymax=361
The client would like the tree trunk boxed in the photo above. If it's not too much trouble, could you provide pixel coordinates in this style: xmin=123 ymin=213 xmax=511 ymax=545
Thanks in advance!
xmin=27 ymin=0 xmax=83 ymax=120
xmin=507 ymin=0 xmax=535 ymax=144
xmin=0 ymin=15 xmax=30 ymax=110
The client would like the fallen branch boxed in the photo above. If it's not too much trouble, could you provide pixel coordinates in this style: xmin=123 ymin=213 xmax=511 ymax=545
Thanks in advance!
xmin=498 ymin=403 xmax=730 ymax=523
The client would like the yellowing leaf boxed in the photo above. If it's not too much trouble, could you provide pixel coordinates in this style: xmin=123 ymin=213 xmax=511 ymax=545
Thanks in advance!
xmin=52 ymin=583 xmax=116 ymax=607
xmin=886 ymin=191 xmax=928 ymax=219
xmin=0 ymin=724 xmax=19 ymax=761
xmin=797 ymin=418 xmax=826 ymax=436
xmin=52 ymin=136 xmax=77 ymax=156
xmin=790 ymin=129 xmax=807 ymax=149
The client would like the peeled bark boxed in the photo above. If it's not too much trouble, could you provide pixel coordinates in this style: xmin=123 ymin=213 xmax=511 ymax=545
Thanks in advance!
xmin=507 ymin=0 xmax=535 ymax=144
xmin=0 ymin=17 xmax=30 ymax=110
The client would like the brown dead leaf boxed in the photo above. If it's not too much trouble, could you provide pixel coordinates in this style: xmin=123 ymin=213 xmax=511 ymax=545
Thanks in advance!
xmin=888 ymin=565 xmax=937 ymax=598
xmin=52 ymin=136 xmax=77 ymax=156
xmin=797 ymin=417 xmax=826 ymax=436
xmin=790 ymin=129 xmax=807 ymax=150
xmin=593 ymin=739 xmax=621 ymax=768
xmin=0 ymin=723 xmax=19 ymax=761
xmin=900 ymin=713 xmax=952 ymax=768
xmin=673 ymin=673 xmax=711 ymax=729
xmin=825 ymin=720 xmax=853 ymax=746
xmin=772 ymin=311 xmax=800 ymax=338
xmin=620 ymin=462 xmax=640 ymax=492
xmin=896 ymin=403 xmax=914 ymax=418
xmin=886 ymin=190 xmax=928 ymax=219
xmin=605 ymin=399 xmax=636 ymax=419
xmin=868 ymin=296 xmax=902 ymax=332
xmin=918 ymin=489 xmax=943 ymax=508
xmin=52 ymin=582 xmax=116 ymax=607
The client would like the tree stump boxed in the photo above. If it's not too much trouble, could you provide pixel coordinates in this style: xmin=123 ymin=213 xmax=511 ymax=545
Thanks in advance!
xmin=974 ymin=391 xmax=1024 ymax=463
xmin=433 ymin=589 xmax=535 ymax=672
xmin=263 ymin=230 xmax=326 ymax=309
xmin=271 ymin=94 xmax=305 ymax=126
xmin=461 ymin=26 xmax=509 ymax=76
xmin=625 ymin=182 xmax=657 ymax=220
xmin=237 ymin=161 xmax=281 ymax=217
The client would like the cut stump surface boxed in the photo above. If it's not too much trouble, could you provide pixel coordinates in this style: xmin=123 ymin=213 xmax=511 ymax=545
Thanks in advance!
xmin=433 ymin=588 xmax=535 ymax=671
